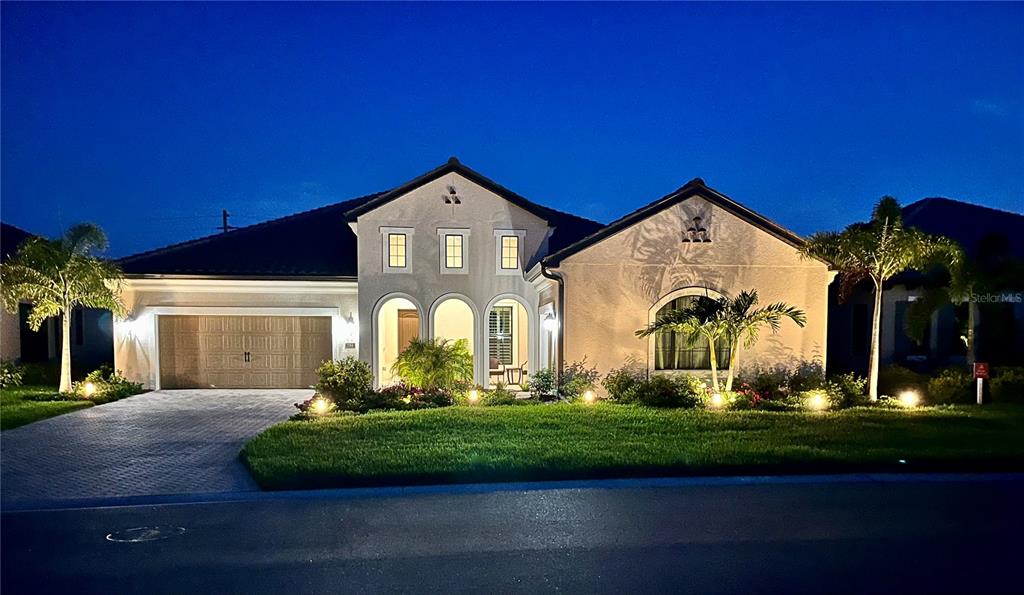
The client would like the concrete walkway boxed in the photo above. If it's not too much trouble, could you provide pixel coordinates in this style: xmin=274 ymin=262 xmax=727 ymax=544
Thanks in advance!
xmin=1 ymin=389 xmax=308 ymax=507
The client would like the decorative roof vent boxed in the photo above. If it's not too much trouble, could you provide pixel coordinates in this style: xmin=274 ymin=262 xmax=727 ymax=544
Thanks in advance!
xmin=682 ymin=217 xmax=710 ymax=243
xmin=443 ymin=185 xmax=462 ymax=205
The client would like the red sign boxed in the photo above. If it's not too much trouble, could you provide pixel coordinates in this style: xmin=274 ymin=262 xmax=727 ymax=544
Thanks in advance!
xmin=974 ymin=363 xmax=990 ymax=380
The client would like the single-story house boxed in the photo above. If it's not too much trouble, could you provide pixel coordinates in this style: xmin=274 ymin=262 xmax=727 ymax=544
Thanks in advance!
xmin=827 ymin=197 xmax=1024 ymax=374
xmin=1 ymin=222 xmax=114 ymax=375
xmin=115 ymin=159 xmax=833 ymax=391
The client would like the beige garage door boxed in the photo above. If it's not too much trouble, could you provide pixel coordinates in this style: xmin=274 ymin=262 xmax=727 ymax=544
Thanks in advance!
xmin=158 ymin=315 xmax=332 ymax=389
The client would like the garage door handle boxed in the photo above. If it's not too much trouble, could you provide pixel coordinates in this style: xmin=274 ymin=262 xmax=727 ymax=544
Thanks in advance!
xmin=244 ymin=351 xmax=251 ymax=363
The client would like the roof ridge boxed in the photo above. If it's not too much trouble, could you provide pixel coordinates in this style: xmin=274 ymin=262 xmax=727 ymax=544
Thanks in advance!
xmin=118 ymin=190 xmax=388 ymax=263
xmin=903 ymin=196 xmax=1024 ymax=219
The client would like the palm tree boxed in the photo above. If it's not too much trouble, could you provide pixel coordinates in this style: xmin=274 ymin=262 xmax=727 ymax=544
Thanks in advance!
xmin=721 ymin=290 xmax=806 ymax=391
xmin=636 ymin=295 xmax=730 ymax=392
xmin=801 ymin=197 xmax=960 ymax=400
xmin=1 ymin=223 xmax=125 ymax=393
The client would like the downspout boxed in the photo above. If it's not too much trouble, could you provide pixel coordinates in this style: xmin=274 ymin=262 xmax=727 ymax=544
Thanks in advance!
xmin=539 ymin=262 xmax=565 ymax=383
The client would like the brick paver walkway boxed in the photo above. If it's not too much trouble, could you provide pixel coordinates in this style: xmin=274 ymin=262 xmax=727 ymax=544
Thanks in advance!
xmin=1 ymin=389 xmax=308 ymax=506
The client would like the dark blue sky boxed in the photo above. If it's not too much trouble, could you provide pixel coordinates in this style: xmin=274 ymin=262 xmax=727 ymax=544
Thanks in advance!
xmin=2 ymin=2 xmax=1021 ymax=256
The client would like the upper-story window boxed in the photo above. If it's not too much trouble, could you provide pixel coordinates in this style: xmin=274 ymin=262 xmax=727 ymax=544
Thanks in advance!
xmin=446 ymin=235 xmax=463 ymax=268
xmin=381 ymin=226 xmax=414 ymax=273
xmin=500 ymin=236 xmax=518 ymax=269
xmin=437 ymin=228 xmax=469 ymax=274
xmin=389 ymin=234 xmax=407 ymax=267
xmin=494 ymin=230 xmax=526 ymax=275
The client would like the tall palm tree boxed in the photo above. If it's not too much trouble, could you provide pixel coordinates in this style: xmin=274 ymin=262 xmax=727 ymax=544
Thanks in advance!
xmin=636 ymin=295 xmax=730 ymax=391
xmin=1 ymin=223 xmax=125 ymax=393
xmin=801 ymin=197 xmax=960 ymax=400
xmin=721 ymin=290 xmax=806 ymax=391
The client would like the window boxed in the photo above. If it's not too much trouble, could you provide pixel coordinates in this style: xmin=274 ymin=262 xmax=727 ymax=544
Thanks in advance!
xmin=500 ymin=236 xmax=519 ymax=269
xmin=437 ymin=228 xmax=469 ymax=273
xmin=381 ymin=227 xmax=413 ymax=273
xmin=388 ymin=233 xmax=407 ymax=268
xmin=493 ymin=229 xmax=525 ymax=275
xmin=445 ymin=234 xmax=463 ymax=269
xmin=652 ymin=296 xmax=731 ymax=371
xmin=489 ymin=306 xmax=513 ymax=365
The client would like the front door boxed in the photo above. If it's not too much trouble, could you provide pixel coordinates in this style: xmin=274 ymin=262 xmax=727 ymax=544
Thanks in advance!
xmin=397 ymin=309 xmax=419 ymax=353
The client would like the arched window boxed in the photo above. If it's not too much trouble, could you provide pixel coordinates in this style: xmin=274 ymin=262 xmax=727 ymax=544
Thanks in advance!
xmin=652 ymin=294 xmax=731 ymax=371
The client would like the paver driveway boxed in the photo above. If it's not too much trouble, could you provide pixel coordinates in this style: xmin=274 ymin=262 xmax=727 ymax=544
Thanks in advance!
xmin=1 ymin=389 xmax=308 ymax=507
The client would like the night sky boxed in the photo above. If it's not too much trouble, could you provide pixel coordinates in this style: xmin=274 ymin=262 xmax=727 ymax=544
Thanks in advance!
xmin=2 ymin=2 xmax=1021 ymax=256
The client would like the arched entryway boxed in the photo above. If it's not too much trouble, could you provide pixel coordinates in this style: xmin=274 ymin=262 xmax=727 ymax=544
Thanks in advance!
xmin=484 ymin=295 xmax=533 ymax=388
xmin=430 ymin=294 xmax=477 ymax=383
xmin=375 ymin=294 xmax=422 ymax=386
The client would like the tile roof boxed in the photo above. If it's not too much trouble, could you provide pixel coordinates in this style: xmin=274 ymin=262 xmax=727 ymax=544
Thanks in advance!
xmin=118 ymin=159 xmax=604 ymax=278
xmin=1 ymin=222 xmax=36 ymax=263
xmin=119 ymin=192 xmax=386 ymax=277
xmin=901 ymin=197 xmax=1024 ymax=261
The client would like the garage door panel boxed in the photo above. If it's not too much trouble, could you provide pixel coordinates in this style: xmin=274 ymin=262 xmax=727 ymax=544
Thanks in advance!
xmin=159 ymin=315 xmax=332 ymax=389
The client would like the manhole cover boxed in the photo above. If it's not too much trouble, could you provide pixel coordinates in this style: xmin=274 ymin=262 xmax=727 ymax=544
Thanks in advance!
xmin=106 ymin=526 xmax=186 ymax=543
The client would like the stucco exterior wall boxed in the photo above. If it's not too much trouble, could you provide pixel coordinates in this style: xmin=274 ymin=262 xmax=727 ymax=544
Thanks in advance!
xmin=554 ymin=195 xmax=832 ymax=388
xmin=355 ymin=173 xmax=551 ymax=385
xmin=113 ymin=279 xmax=358 ymax=389
xmin=1 ymin=307 xmax=20 ymax=361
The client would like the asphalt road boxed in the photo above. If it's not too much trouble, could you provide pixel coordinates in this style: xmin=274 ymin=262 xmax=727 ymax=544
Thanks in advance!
xmin=3 ymin=475 xmax=1022 ymax=594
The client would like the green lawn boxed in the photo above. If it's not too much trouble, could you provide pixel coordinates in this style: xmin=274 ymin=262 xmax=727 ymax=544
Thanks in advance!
xmin=242 ymin=403 xmax=1024 ymax=490
xmin=0 ymin=385 xmax=92 ymax=430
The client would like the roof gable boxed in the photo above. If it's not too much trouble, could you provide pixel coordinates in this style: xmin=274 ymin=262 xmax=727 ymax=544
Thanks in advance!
xmin=542 ymin=178 xmax=811 ymax=266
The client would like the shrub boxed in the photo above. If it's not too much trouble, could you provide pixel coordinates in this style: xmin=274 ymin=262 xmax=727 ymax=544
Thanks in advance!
xmin=878 ymin=364 xmax=928 ymax=398
xmin=561 ymin=359 xmax=600 ymax=400
xmin=1 ymin=361 xmax=24 ymax=389
xmin=739 ymin=361 xmax=827 ymax=406
xmin=529 ymin=368 xmax=557 ymax=400
xmin=530 ymin=359 xmax=600 ymax=401
xmin=391 ymin=338 xmax=473 ymax=393
xmin=71 ymin=365 xmax=144 ymax=402
xmin=825 ymin=372 xmax=869 ymax=408
xmin=602 ymin=360 xmax=646 ymax=400
xmin=315 ymin=358 xmax=374 ymax=409
xmin=621 ymin=374 xmax=706 ymax=408
xmin=18 ymin=362 xmax=58 ymax=385
xmin=927 ymin=367 xmax=973 ymax=404
xmin=482 ymin=383 xmax=531 ymax=406
xmin=991 ymin=367 xmax=1024 ymax=405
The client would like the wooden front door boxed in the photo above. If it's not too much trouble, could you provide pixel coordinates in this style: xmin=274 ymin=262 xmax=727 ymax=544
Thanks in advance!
xmin=397 ymin=309 xmax=419 ymax=354
xmin=158 ymin=315 xmax=332 ymax=389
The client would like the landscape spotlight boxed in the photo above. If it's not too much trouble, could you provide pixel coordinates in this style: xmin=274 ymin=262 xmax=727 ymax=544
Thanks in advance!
xmin=807 ymin=391 xmax=827 ymax=411
xmin=468 ymin=389 xmax=479 ymax=404
xmin=899 ymin=390 xmax=920 ymax=408
xmin=710 ymin=393 xmax=724 ymax=408
xmin=83 ymin=382 xmax=97 ymax=397
xmin=583 ymin=390 xmax=596 ymax=404
xmin=313 ymin=398 xmax=329 ymax=414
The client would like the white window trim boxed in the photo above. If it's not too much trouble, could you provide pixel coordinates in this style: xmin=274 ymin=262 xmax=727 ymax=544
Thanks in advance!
xmin=493 ymin=229 xmax=526 ymax=276
xmin=437 ymin=228 xmax=470 ymax=275
xmin=381 ymin=226 xmax=414 ymax=274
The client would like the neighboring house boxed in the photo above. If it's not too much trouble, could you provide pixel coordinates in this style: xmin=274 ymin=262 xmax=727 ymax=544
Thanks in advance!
xmin=115 ymin=158 xmax=833 ymax=391
xmin=0 ymin=222 xmax=115 ymax=374
xmin=828 ymin=197 xmax=1024 ymax=375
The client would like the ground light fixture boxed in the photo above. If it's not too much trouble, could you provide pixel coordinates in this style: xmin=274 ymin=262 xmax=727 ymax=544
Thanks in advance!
xmin=583 ymin=390 xmax=596 ymax=404
xmin=83 ymin=382 xmax=97 ymax=397
xmin=468 ymin=389 xmax=479 ymax=404
xmin=899 ymin=390 xmax=921 ymax=408
xmin=710 ymin=393 xmax=724 ymax=408
xmin=312 ymin=397 xmax=330 ymax=415
xmin=807 ymin=391 xmax=828 ymax=411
